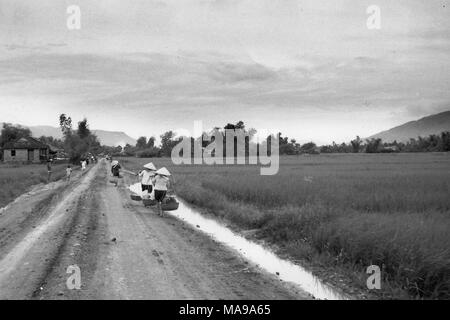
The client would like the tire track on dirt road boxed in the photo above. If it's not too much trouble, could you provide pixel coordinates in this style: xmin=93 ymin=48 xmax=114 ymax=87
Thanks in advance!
xmin=0 ymin=168 xmax=90 ymax=255
xmin=0 ymin=164 xmax=99 ymax=299
xmin=35 ymin=166 xmax=110 ymax=300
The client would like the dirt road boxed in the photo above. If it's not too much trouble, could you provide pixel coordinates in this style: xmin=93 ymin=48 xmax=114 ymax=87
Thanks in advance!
xmin=0 ymin=160 xmax=308 ymax=300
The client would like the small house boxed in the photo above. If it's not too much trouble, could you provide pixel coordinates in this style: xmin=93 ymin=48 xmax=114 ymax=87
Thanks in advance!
xmin=2 ymin=137 xmax=51 ymax=163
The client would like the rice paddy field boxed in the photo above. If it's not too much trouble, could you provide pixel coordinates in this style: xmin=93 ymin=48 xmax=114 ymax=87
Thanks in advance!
xmin=0 ymin=162 xmax=69 ymax=208
xmin=122 ymin=153 xmax=450 ymax=299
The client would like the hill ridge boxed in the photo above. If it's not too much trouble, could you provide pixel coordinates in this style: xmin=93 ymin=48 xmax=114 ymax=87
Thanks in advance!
xmin=368 ymin=110 xmax=450 ymax=142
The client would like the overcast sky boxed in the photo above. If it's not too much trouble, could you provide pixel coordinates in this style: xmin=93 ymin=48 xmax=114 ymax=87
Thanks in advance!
xmin=0 ymin=0 xmax=449 ymax=144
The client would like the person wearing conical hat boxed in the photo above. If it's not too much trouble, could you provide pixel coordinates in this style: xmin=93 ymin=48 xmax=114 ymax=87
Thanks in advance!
xmin=110 ymin=160 xmax=122 ymax=187
xmin=138 ymin=162 xmax=157 ymax=193
xmin=152 ymin=167 xmax=171 ymax=217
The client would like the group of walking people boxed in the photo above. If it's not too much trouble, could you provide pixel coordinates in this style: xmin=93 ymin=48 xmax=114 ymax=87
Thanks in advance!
xmin=110 ymin=159 xmax=171 ymax=216
xmin=137 ymin=162 xmax=171 ymax=216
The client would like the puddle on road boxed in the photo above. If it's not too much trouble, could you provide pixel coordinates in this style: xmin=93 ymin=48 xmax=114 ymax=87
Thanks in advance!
xmin=169 ymin=201 xmax=350 ymax=300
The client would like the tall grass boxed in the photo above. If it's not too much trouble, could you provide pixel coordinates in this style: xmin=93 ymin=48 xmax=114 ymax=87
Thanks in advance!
xmin=0 ymin=162 xmax=69 ymax=208
xmin=122 ymin=153 xmax=450 ymax=299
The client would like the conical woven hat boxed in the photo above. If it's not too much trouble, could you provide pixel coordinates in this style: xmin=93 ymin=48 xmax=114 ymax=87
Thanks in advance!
xmin=156 ymin=167 xmax=171 ymax=176
xmin=143 ymin=162 xmax=157 ymax=171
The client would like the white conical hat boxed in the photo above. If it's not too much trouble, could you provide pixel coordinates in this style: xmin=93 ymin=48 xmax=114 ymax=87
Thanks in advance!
xmin=156 ymin=167 xmax=171 ymax=176
xmin=143 ymin=162 xmax=157 ymax=171
xmin=111 ymin=160 xmax=119 ymax=166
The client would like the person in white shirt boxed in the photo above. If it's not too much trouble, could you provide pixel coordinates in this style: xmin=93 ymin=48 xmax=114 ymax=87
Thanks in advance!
xmin=66 ymin=165 xmax=73 ymax=182
xmin=153 ymin=167 xmax=171 ymax=217
xmin=138 ymin=162 xmax=157 ymax=194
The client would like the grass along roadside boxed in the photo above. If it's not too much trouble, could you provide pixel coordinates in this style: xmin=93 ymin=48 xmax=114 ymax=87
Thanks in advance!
xmin=0 ymin=162 xmax=71 ymax=208
xmin=120 ymin=154 xmax=450 ymax=299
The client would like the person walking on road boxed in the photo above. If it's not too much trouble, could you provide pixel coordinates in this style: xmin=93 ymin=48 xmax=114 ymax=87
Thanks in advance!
xmin=111 ymin=160 xmax=121 ymax=187
xmin=66 ymin=165 xmax=73 ymax=182
xmin=138 ymin=162 xmax=157 ymax=194
xmin=111 ymin=160 xmax=121 ymax=177
xmin=153 ymin=167 xmax=171 ymax=217
xmin=46 ymin=159 xmax=53 ymax=183
xmin=81 ymin=160 xmax=87 ymax=171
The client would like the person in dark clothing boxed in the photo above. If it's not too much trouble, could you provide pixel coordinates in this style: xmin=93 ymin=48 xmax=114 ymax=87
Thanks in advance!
xmin=111 ymin=161 xmax=121 ymax=177
xmin=111 ymin=161 xmax=121 ymax=187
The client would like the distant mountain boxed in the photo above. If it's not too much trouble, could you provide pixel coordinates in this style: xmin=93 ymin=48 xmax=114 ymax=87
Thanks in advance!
xmin=368 ymin=111 xmax=450 ymax=142
xmin=28 ymin=125 xmax=63 ymax=139
xmin=92 ymin=130 xmax=137 ymax=147
xmin=0 ymin=123 xmax=136 ymax=147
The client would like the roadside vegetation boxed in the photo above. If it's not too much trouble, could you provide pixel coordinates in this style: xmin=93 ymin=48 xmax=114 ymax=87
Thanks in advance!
xmin=122 ymin=153 xmax=450 ymax=299
xmin=0 ymin=115 xmax=100 ymax=208
xmin=0 ymin=162 xmax=68 ymax=208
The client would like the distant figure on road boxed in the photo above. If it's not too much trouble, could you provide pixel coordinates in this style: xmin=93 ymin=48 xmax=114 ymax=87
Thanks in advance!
xmin=111 ymin=160 xmax=121 ymax=187
xmin=153 ymin=167 xmax=171 ymax=217
xmin=138 ymin=162 xmax=157 ymax=194
xmin=81 ymin=160 xmax=87 ymax=171
xmin=66 ymin=165 xmax=73 ymax=182
xmin=46 ymin=159 xmax=53 ymax=183
xmin=111 ymin=161 xmax=121 ymax=176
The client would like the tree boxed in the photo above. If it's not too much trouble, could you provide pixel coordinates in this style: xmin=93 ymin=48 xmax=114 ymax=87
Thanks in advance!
xmin=274 ymin=133 xmax=301 ymax=155
xmin=441 ymin=132 xmax=450 ymax=152
xmin=59 ymin=114 xmax=72 ymax=136
xmin=235 ymin=121 xmax=245 ymax=130
xmin=123 ymin=144 xmax=136 ymax=156
xmin=77 ymin=118 xmax=91 ymax=139
xmin=59 ymin=115 xmax=100 ymax=163
xmin=224 ymin=123 xmax=236 ymax=130
xmin=300 ymin=142 xmax=318 ymax=154
xmin=365 ymin=138 xmax=382 ymax=153
xmin=147 ymin=136 xmax=156 ymax=148
xmin=0 ymin=123 xmax=31 ymax=148
xmin=351 ymin=136 xmax=362 ymax=153
xmin=136 ymin=136 xmax=148 ymax=149
xmin=160 ymin=131 xmax=179 ymax=157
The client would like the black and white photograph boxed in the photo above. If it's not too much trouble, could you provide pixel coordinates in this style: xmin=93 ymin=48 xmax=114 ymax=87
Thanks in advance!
xmin=0 ymin=0 xmax=449 ymax=306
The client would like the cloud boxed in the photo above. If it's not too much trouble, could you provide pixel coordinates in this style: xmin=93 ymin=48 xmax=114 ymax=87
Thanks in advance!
xmin=208 ymin=61 xmax=277 ymax=83
xmin=1 ymin=50 xmax=449 ymax=120
xmin=0 ymin=0 xmax=449 ymax=142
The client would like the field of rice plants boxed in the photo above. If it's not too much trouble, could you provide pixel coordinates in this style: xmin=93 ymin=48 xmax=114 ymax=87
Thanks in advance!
xmin=121 ymin=153 xmax=450 ymax=299
xmin=0 ymin=162 xmax=69 ymax=208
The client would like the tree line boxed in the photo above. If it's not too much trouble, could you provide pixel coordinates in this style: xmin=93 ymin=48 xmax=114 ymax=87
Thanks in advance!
xmin=318 ymin=133 xmax=450 ymax=154
xmin=114 ymin=121 xmax=450 ymax=157
xmin=1 ymin=119 xmax=449 ymax=162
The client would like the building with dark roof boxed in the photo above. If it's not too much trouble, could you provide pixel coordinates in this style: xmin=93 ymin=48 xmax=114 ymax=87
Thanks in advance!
xmin=2 ymin=136 xmax=51 ymax=163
